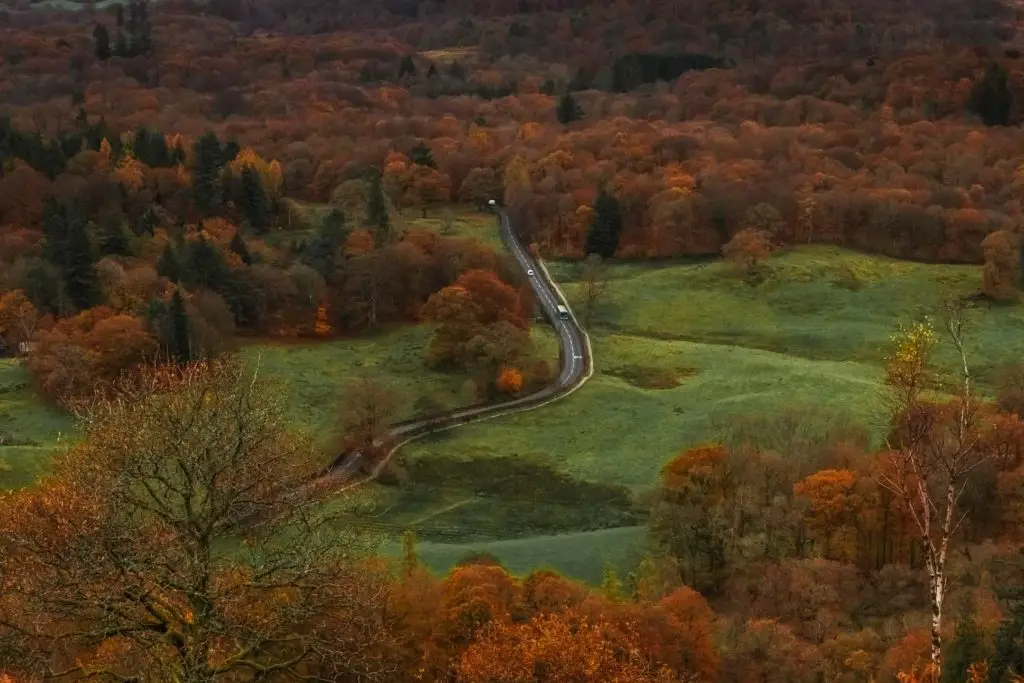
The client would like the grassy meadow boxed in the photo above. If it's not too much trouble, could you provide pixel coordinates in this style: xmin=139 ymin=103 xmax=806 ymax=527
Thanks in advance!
xmin=0 ymin=360 xmax=74 ymax=490
xmin=5 ymin=211 xmax=1023 ymax=583
xmin=369 ymin=246 xmax=1024 ymax=581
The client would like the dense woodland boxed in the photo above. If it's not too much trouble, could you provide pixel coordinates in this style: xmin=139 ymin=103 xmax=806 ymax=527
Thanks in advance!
xmin=1 ymin=0 xmax=1024 ymax=679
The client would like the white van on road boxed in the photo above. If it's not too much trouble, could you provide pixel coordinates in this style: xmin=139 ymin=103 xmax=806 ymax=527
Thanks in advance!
xmin=556 ymin=304 xmax=570 ymax=320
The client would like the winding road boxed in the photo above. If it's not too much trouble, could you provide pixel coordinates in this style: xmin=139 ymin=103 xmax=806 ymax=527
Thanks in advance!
xmin=326 ymin=205 xmax=594 ymax=485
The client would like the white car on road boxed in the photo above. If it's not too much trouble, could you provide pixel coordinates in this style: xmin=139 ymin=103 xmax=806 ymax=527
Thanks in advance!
xmin=527 ymin=269 xmax=534 ymax=276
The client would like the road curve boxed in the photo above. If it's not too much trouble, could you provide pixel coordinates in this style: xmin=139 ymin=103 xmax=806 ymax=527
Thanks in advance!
xmin=326 ymin=207 xmax=594 ymax=485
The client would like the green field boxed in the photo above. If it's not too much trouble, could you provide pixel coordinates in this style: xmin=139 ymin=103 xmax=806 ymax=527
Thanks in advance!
xmin=367 ymin=246 xmax=1024 ymax=582
xmin=240 ymin=323 xmax=559 ymax=448
xmin=5 ymin=244 xmax=1021 ymax=584
xmin=0 ymin=361 xmax=75 ymax=490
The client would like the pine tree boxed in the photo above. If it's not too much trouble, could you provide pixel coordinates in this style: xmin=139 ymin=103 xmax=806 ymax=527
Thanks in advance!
xmin=221 ymin=139 xmax=240 ymax=165
xmin=135 ymin=206 xmax=159 ymax=236
xmin=969 ymin=62 xmax=1013 ymax=127
xmin=556 ymin=92 xmax=583 ymax=124
xmin=114 ymin=28 xmax=128 ymax=58
xmin=63 ymin=210 xmax=101 ymax=310
xmin=365 ymin=172 xmax=392 ymax=246
xmin=398 ymin=54 xmax=416 ymax=79
xmin=98 ymin=216 xmax=131 ymax=256
xmin=93 ymin=23 xmax=111 ymax=61
xmin=942 ymin=608 xmax=989 ymax=683
xmin=585 ymin=189 xmax=623 ymax=259
xmin=191 ymin=131 xmax=222 ymax=215
xmin=568 ymin=66 xmax=590 ymax=91
xmin=240 ymin=166 xmax=270 ymax=233
xmin=42 ymin=200 xmax=100 ymax=311
xmin=990 ymin=584 xmax=1023 ymax=683
xmin=410 ymin=140 xmax=436 ymax=168
xmin=301 ymin=208 xmax=348 ymax=277
xmin=126 ymin=0 xmax=152 ymax=56
xmin=133 ymin=126 xmax=170 ymax=167
xmin=182 ymin=235 xmax=228 ymax=291
xmin=157 ymin=243 xmax=179 ymax=282
xmin=168 ymin=287 xmax=192 ymax=363
xmin=229 ymin=230 xmax=253 ymax=265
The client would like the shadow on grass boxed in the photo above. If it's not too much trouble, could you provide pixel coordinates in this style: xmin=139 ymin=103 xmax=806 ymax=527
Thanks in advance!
xmin=370 ymin=455 xmax=644 ymax=543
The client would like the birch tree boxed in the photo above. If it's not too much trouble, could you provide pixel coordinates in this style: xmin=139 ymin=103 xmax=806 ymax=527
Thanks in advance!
xmin=880 ymin=301 xmax=989 ymax=681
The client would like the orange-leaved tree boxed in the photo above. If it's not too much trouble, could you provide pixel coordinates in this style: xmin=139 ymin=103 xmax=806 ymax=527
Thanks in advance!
xmin=981 ymin=229 xmax=1021 ymax=301
xmin=0 ymin=289 xmax=40 ymax=354
xmin=0 ymin=358 xmax=395 ymax=681
xmin=421 ymin=269 xmax=530 ymax=376
xmin=26 ymin=306 xmax=158 ymax=406
xmin=456 ymin=609 xmax=675 ymax=683
xmin=495 ymin=366 xmax=523 ymax=394
xmin=722 ymin=228 xmax=771 ymax=277
xmin=793 ymin=469 xmax=864 ymax=563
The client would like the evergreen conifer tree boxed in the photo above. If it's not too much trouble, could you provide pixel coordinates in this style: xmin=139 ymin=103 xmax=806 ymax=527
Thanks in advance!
xmin=584 ymin=189 xmax=623 ymax=259
xmin=168 ymin=288 xmax=192 ymax=363
xmin=969 ymin=62 xmax=1013 ymax=127
xmin=157 ymin=243 xmax=180 ymax=282
xmin=990 ymin=583 xmax=1023 ymax=682
xmin=302 ymin=208 xmax=348 ymax=277
xmin=240 ymin=166 xmax=270 ymax=233
xmin=98 ymin=217 xmax=131 ymax=256
xmin=410 ymin=140 xmax=436 ymax=168
xmin=556 ymin=92 xmax=583 ymax=124
xmin=229 ymin=230 xmax=253 ymax=265
xmin=941 ymin=609 xmax=989 ymax=683
xmin=42 ymin=200 xmax=100 ymax=310
xmin=182 ymin=235 xmax=228 ymax=291
xmin=365 ymin=172 xmax=392 ymax=246
xmin=93 ymin=24 xmax=111 ymax=61
xmin=191 ymin=131 xmax=223 ymax=215
xmin=398 ymin=54 xmax=416 ymax=79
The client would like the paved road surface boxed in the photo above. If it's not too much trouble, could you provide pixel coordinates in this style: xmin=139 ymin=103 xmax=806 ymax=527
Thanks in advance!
xmin=328 ymin=207 xmax=593 ymax=481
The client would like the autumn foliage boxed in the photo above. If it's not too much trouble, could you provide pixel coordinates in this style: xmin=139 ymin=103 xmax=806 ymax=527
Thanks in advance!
xmin=495 ymin=366 xmax=523 ymax=394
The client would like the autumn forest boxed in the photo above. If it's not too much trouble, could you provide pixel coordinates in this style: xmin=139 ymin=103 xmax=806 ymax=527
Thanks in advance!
xmin=0 ymin=0 xmax=1023 ymax=679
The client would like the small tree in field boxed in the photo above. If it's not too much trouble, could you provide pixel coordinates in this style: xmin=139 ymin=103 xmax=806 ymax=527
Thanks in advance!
xmin=340 ymin=376 xmax=402 ymax=451
xmin=722 ymin=228 xmax=771 ymax=278
xmin=881 ymin=302 xmax=992 ymax=681
xmin=980 ymin=229 xmax=1020 ymax=301
xmin=578 ymin=253 xmax=609 ymax=327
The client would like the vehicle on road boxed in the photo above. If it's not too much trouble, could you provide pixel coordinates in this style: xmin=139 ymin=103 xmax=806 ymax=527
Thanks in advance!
xmin=527 ymin=268 xmax=534 ymax=276
xmin=556 ymin=304 xmax=570 ymax=320
xmin=488 ymin=199 xmax=497 ymax=206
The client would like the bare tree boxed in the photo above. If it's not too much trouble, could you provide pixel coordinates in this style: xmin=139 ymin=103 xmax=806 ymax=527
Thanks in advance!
xmin=340 ymin=376 xmax=403 ymax=451
xmin=578 ymin=253 xmax=609 ymax=327
xmin=879 ymin=301 xmax=990 ymax=679
xmin=439 ymin=208 xmax=456 ymax=236
xmin=0 ymin=359 xmax=397 ymax=682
